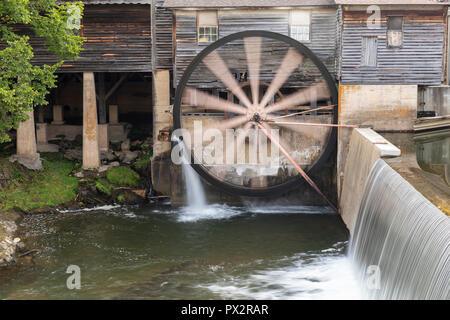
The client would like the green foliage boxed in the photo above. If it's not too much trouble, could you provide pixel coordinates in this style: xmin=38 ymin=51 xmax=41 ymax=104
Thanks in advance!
xmin=96 ymin=179 xmax=113 ymax=196
xmin=0 ymin=0 xmax=84 ymax=142
xmin=117 ymin=194 xmax=125 ymax=202
xmin=106 ymin=166 xmax=140 ymax=187
xmin=134 ymin=153 xmax=152 ymax=170
xmin=0 ymin=153 xmax=78 ymax=211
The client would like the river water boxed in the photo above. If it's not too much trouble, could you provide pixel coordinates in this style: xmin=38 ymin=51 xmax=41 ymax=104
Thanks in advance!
xmin=0 ymin=204 xmax=361 ymax=300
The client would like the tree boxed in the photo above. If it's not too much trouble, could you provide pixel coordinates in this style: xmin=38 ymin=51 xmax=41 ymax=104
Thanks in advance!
xmin=0 ymin=0 xmax=84 ymax=143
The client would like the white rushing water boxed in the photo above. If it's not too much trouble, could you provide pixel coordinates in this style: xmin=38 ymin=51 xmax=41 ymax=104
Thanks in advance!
xmin=350 ymin=159 xmax=450 ymax=300
xmin=173 ymin=136 xmax=207 ymax=210
xmin=200 ymin=243 xmax=362 ymax=300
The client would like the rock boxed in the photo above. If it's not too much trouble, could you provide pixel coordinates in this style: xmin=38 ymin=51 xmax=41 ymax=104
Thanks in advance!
xmin=100 ymin=150 xmax=116 ymax=161
xmin=131 ymin=189 xmax=147 ymax=198
xmin=131 ymin=140 xmax=142 ymax=147
xmin=9 ymin=154 xmax=43 ymax=170
xmin=121 ymin=139 xmax=130 ymax=151
xmin=98 ymin=165 xmax=110 ymax=173
xmin=109 ymin=161 xmax=120 ymax=167
xmin=64 ymin=148 xmax=82 ymax=161
xmin=37 ymin=143 xmax=59 ymax=153
xmin=121 ymin=151 xmax=138 ymax=164
xmin=74 ymin=171 xmax=84 ymax=178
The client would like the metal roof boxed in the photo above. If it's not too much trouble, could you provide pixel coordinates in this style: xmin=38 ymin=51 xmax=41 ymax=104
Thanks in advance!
xmin=334 ymin=0 xmax=444 ymax=5
xmin=60 ymin=0 xmax=151 ymax=4
xmin=163 ymin=0 xmax=336 ymax=8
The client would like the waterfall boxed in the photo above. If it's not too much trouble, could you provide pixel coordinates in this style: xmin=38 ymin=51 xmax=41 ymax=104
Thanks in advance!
xmin=350 ymin=159 xmax=450 ymax=300
xmin=173 ymin=136 xmax=207 ymax=209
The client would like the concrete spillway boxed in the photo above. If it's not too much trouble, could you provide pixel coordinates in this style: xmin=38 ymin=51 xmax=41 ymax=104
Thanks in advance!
xmin=350 ymin=159 xmax=450 ymax=299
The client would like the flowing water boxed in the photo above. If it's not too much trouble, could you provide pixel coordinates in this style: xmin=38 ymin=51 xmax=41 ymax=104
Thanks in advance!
xmin=0 ymin=204 xmax=360 ymax=300
xmin=350 ymin=159 xmax=450 ymax=300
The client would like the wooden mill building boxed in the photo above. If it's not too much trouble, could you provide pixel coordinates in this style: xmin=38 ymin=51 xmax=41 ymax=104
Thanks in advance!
xmin=11 ymin=0 xmax=450 ymax=196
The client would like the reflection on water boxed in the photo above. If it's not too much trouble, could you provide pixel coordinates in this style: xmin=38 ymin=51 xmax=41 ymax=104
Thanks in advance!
xmin=415 ymin=130 xmax=450 ymax=186
xmin=0 ymin=204 xmax=360 ymax=300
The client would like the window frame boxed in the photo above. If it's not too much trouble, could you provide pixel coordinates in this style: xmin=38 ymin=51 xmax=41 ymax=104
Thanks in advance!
xmin=361 ymin=36 xmax=378 ymax=68
xmin=289 ymin=10 xmax=312 ymax=43
xmin=197 ymin=11 xmax=219 ymax=45
xmin=386 ymin=16 xmax=403 ymax=48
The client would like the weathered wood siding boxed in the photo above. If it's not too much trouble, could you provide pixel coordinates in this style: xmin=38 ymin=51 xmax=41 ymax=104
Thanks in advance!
xmin=174 ymin=8 xmax=338 ymax=88
xmin=28 ymin=5 xmax=152 ymax=72
xmin=341 ymin=10 xmax=446 ymax=85
xmin=152 ymin=0 xmax=173 ymax=70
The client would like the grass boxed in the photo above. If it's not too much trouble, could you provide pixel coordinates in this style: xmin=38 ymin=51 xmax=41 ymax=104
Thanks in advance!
xmin=106 ymin=166 xmax=140 ymax=187
xmin=0 ymin=153 xmax=78 ymax=211
xmin=96 ymin=179 xmax=113 ymax=196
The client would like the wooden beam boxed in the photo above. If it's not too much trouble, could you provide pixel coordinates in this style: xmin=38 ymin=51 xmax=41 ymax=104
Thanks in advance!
xmin=97 ymin=73 xmax=107 ymax=124
xmin=105 ymin=73 xmax=128 ymax=102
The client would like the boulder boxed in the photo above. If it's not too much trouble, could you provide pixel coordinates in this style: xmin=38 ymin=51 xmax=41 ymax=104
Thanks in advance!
xmin=37 ymin=143 xmax=59 ymax=153
xmin=121 ymin=139 xmax=130 ymax=151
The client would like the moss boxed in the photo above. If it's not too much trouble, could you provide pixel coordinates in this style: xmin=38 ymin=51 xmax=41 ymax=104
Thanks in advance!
xmin=106 ymin=166 xmax=140 ymax=187
xmin=134 ymin=153 xmax=152 ymax=170
xmin=117 ymin=194 xmax=125 ymax=202
xmin=96 ymin=179 xmax=113 ymax=196
xmin=0 ymin=153 xmax=78 ymax=211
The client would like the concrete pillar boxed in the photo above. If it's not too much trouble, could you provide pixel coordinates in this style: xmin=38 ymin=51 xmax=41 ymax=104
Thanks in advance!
xmin=109 ymin=105 xmax=119 ymax=124
xmin=152 ymin=70 xmax=171 ymax=157
xmin=152 ymin=70 xmax=172 ymax=195
xmin=37 ymin=107 xmax=45 ymax=123
xmin=82 ymin=72 xmax=100 ymax=169
xmin=17 ymin=111 xmax=37 ymax=155
xmin=98 ymin=124 xmax=109 ymax=152
xmin=15 ymin=110 xmax=42 ymax=170
xmin=36 ymin=123 xmax=48 ymax=144
xmin=51 ymin=105 xmax=64 ymax=125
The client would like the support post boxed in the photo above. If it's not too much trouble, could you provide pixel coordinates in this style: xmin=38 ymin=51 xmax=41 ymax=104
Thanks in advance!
xmin=83 ymin=72 xmax=100 ymax=169
xmin=97 ymin=73 xmax=107 ymax=124
xmin=51 ymin=105 xmax=64 ymax=125
xmin=109 ymin=105 xmax=119 ymax=124
xmin=151 ymin=70 xmax=172 ymax=195
xmin=15 ymin=110 xmax=42 ymax=170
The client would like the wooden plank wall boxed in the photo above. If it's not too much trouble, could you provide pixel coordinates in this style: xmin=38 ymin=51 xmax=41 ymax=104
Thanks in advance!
xmin=174 ymin=8 xmax=338 ymax=89
xmin=152 ymin=0 xmax=173 ymax=70
xmin=341 ymin=10 xmax=446 ymax=85
xmin=25 ymin=5 xmax=152 ymax=73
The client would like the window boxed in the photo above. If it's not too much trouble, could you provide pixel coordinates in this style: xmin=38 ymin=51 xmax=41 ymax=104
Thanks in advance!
xmin=361 ymin=36 xmax=378 ymax=67
xmin=387 ymin=16 xmax=403 ymax=47
xmin=198 ymin=11 xmax=218 ymax=44
xmin=290 ymin=10 xmax=311 ymax=42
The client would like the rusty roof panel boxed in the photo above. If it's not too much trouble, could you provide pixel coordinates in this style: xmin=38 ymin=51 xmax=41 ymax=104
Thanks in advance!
xmin=164 ymin=0 xmax=336 ymax=8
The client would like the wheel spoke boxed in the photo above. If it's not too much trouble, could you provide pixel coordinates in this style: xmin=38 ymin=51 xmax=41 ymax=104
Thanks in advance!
xmin=270 ymin=105 xmax=335 ymax=120
xmin=265 ymin=81 xmax=330 ymax=114
xmin=265 ymin=118 xmax=331 ymax=141
xmin=183 ymin=87 xmax=247 ymax=115
xmin=225 ymin=121 xmax=253 ymax=164
xmin=217 ymin=114 xmax=250 ymax=131
xmin=257 ymin=123 xmax=338 ymax=212
xmin=203 ymin=51 xmax=253 ymax=109
xmin=244 ymin=37 xmax=262 ymax=105
xmin=259 ymin=48 xmax=304 ymax=108
xmin=260 ymin=122 xmax=294 ymax=155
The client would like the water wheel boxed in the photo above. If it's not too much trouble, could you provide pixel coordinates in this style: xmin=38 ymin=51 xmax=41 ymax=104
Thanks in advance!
xmin=173 ymin=30 xmax=338 ymax=197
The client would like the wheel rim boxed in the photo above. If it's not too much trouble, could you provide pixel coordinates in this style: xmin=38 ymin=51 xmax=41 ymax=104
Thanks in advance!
xmin=173 ymin=30 xmax=338 ymax=197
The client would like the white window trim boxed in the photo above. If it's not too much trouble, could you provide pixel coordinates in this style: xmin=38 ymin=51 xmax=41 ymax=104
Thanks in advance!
xmin=289 ymin=10 xmax=311 ymax=42
xmin=197 ymin=11 xmax=218 ymax=45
